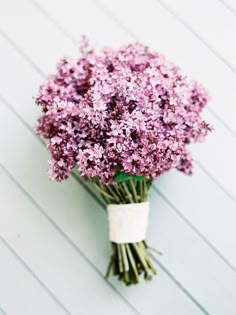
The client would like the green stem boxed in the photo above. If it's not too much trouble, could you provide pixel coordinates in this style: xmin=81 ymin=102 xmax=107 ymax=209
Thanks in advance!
xmin=126 ymin=244 xmax=139 ymax=283
xmin=117 ymin=183 xmax=127 ymax=202
xmin=113 ymin=184 xmax=126 ymax=203
xmin=143 ymin=178 xmax=146 ymax=201
xmin=122 ymin=182 xmax=134 ymax=203
xmin=143 ymin=241 xmax=163 ymax=255
xmin=93 ymin=183 xmax=116 ymax=201
xmin=139 ymin=180 xmax=143 ymax=201
xmin=117 ymin=244 xmax=124 ymax=273
xmin=105 ymin=256 xmax=113 ymax=279
xmin=132 ymin=243 xmax=149 ymax=272
xmin=129 ymin=178 xmax=139 ymax=203
xmin=112 ymin=243 xmax=119 ymax=275
xmin=140 ymin=242 xmax=157 ymax=274
xmin=120 ymin=243 xmax=129 ymax=272
xmin=106 ymin=185 xmax=120 ymax=203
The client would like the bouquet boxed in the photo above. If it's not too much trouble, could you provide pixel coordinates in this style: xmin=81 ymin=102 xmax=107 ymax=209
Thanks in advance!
xmin=35 ymin=38 xmax=211 ymax=285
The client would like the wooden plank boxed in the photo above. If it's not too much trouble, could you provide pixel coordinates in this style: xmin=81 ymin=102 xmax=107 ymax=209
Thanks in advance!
xmin=0 ymin=306 xmax=7 ymax=315
xmin=0 ymin=1 xmax=74 ymax=74
xmin=159 ymin=0 xmax=236 ymax=70
xmin=0 ymin=0 xmax=128 ymax=75
xmin=33 ymin=0 xmax=129 ymax=49
xmin=0 ymin=234 xmax=68 ymax=315
xmin=156 ymin=164 xmax=236 ymax=266
xmin=220 ymin=0 xmax=236 ymax=13
xmin=0 ymin=161 xmax=138 ymax=315
xmin=148 ymin=189 xmax=236 ymax=315
xmin=191 ymin=111 xmax=236 ymax=201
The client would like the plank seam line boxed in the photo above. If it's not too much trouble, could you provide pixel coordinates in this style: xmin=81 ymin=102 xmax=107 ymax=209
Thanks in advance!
xmin=0 ymin=305 xmax=7 ymax=315
xmin=151 ymin=255 xmax=210 ymax=315
xmin=0 ymin=29 xmax=44 ymax=77
xmin=207 ymin=107 xmax=236 ymax=138
xmin=194 ymin=159 xmax=236 ymax=204
xmin=218 ymin=0 xmax=236 ymax=16
xmin=0 ymin=212 xmax=72 ymax=315
xmin=92 ymin=0 xmax=236 ymax=139
xmin=32 ymin=0 xmax=79 ymax=47
xmin=152 ymin=185 xmax=236 ymax=273
xmin=155 ymin=0 xmax=236 ymax=73
xmin=0 ymin=163 xmax=141 ymax=315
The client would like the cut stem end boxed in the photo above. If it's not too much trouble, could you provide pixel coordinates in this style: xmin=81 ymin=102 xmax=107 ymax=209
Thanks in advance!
xmin=105 ymin=240 xmax=157 ymax=285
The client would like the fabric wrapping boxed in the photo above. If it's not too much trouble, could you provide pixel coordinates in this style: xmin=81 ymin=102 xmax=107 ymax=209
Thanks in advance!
xmin=107 ymin=202 xmax=149 ymax=243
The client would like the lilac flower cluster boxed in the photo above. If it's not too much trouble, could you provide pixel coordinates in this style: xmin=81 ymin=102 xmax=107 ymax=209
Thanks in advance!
xmin=36 ymin=40 xmax=211 ymax=184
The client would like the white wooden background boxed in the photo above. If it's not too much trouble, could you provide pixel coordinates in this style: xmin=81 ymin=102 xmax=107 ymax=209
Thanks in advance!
xmin=0 ymin=0 xmax=236 ymax=314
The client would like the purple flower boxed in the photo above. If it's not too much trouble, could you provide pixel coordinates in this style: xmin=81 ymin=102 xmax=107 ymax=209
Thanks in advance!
xmin=36 ymin=38 xmax=211 ymax=184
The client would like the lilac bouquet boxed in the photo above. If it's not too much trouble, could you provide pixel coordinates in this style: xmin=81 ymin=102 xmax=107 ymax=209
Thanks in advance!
xmin=36 ymin=38 xmax=211 ymax=285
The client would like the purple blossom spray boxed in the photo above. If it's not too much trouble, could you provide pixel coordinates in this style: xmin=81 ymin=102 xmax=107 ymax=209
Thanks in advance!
xmin=36 ymin=38 xmax=211 ymax=285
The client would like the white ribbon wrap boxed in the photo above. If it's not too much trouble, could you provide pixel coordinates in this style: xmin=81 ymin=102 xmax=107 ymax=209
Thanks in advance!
xmin=107 ymin=202 xmax=149 ymax=243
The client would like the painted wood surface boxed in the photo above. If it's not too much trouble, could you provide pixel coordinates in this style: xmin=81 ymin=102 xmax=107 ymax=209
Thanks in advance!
xmin=0 ymin=0 xmax=235 ymax=314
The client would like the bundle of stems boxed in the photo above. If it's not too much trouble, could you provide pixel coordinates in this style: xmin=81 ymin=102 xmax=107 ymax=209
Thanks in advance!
xmin=92 ymin=176 xmax=157 ymax=285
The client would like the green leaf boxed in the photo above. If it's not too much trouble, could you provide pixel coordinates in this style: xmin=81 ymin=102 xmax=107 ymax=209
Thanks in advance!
xmin=115 ymin=172 xmax=130 ymax=182
xmin=115 ymin=172 xmax=145 ymax=183
xmin=130 ymin=174 xmax=144 ymax=181
xmin=146 ymin=177 xmax=153 ymax=189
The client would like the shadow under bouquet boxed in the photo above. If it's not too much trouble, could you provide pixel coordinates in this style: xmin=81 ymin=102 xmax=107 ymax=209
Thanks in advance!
xmin=35 ymin=38 xmax=211 ymax=286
